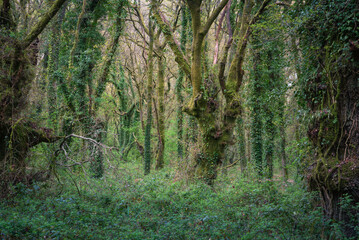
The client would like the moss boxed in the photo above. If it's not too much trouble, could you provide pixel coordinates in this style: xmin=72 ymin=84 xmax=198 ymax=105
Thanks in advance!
xmin=0 ymin=39 xmax=34 ymax=123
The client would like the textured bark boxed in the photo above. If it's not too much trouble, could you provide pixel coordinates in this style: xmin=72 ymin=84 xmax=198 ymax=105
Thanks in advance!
xmin=299 ymin=2 xmax=359 ymax=230
xmin=0 ymin=122 xmax=60 ymax=195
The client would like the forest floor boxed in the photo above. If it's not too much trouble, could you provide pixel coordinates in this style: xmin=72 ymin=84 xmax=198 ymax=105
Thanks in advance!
xmin=0 ymin=162 xmax=349 ymax=239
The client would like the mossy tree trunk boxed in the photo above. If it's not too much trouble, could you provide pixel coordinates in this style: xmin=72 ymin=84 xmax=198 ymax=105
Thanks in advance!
xmin=134 ymin=3 xmax=169 ymax=171
xmin=46 ymin=4 xmax=68 ymax=134
xmin=306 ymin=48 xmax=359 ymax=235
xmin=176 ymin=5 xmax=189 ymax=161
xmin=90 ymin=2 xmax=125 ymax=177
xmin=296 ymin=1 xmax=359 ymax=235
xmin=0 ymin=0 xmax=67 ymax=194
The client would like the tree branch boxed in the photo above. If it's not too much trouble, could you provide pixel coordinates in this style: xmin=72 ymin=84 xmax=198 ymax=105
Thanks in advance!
xmin=61 ymin=134 xmax=117 ymax=150
xmin=213 ymin=2 xmax=227 ymax=65
xmin=275 ymin=1 xmax=291 ymax=7
xmin=133 ymin=4 xmax=150 ymax=36
xmin=201 ymin=0 xmax=229 ymax=36
xmin=21 ymin=0 xmax=67 ymax=49
xmin=153 ymin=0 xmax=191 ymax=77
xmin=249 ymin=0 xmax=272 ymax=26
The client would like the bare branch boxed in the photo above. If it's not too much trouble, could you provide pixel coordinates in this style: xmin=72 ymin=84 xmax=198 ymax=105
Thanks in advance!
xmin=276 ymin=1 xmax=291 ymax=7
xmin=60 ymin=134 xmax=117 ymax=150
xmin=133 ymin=4 xmax=150 ymax=36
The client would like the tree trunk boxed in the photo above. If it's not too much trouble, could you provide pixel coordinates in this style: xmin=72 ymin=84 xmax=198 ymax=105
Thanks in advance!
xmin=195 ymin=113 xmax=237 ymax=185
xmin=155 ymin=54 xmax=165 ymax=169
xmin=0 ymin=0 xmax=66 ymax=194
xmin=250 ymin=49 xmax=263 ymax=177
xmin=176 ymin=5 xmax=189 ymax=161
xmin=307 ymin=55 xmax=359 ymax=229
xmin=237 ymin=117 xmax=247 ymax=174
xmin=264 ymin=109 xmax=274 ymax=179
xmin=144 ymin=15 xmax=154 ymax=175
xmin=278 ymin=106 xmax=288 ymax=180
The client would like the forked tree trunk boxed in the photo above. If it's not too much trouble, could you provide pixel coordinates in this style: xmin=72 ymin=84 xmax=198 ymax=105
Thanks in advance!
xmin=154 ymin=0 xmax=271 ymax=184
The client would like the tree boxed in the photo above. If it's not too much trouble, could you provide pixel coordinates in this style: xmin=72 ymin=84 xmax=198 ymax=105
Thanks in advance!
xmin=154 ymin=0 xmax=271 ymax=184
xmin=0 ymin=0 xmax=67 ymax=194
xmin=294 ymin=0 xmax=359 ymax=236
xmin=144 ymin=9 xmax=154 ymax=175
xmin=176 ymin=4 xmax=189 ymax=162
xmin=249 ymin=44 xmax=264 ymax=177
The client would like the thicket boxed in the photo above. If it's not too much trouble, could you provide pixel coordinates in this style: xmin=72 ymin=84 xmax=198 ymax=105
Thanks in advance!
xmin=3 ymin=168 xmax=357 ymax=239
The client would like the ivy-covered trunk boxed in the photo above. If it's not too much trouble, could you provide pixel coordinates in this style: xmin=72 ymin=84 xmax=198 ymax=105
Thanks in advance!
xmin=155 ymin=54 xmax=165 ymax=169
xmin=176 ymin=5 xmax=189 ymax=161
xmin=264 ymin=109 xmax=274 ymax=179
xmin=144 ymin=13 xmax=154 ymax=175
xmin=195 ymin=111 xmax=238 ymax=184
xmin=306 ymin=51 xmax=359 ymax=234
xmin=295 ymin=0 xmax=359 ymax=236
xmin=278 ymin=106 xmax=288 ymax=180
xmin=250 ymin=48 xmax=263 ymax=176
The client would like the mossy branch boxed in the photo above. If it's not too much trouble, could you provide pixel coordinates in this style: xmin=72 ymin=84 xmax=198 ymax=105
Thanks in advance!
xmin=152 ymin=1 xmax=191 ymax=78
xmin=21 ymin=0 xmax=67 ymax=49
xmin=225 ymin=0 xmax=272 ymax=100
xmin=200 ymin=0 xmax=229 ymax=36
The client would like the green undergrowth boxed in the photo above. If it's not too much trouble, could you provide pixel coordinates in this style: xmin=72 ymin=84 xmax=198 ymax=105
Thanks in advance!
xmin=0 ymin=167 xmax=347 ymax=239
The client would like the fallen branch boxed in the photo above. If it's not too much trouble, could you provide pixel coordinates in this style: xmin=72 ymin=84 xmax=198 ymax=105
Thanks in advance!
xmin=60 ymin=134 xmax=117 ymax=150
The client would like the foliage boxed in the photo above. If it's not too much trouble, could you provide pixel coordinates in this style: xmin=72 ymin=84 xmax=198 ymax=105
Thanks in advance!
xmin=0 ymin=167 xmax=337 ymax=239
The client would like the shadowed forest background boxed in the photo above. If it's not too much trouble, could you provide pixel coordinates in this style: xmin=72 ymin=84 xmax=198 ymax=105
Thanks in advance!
xmin=0 ymin=0 xmax=359 ymax=239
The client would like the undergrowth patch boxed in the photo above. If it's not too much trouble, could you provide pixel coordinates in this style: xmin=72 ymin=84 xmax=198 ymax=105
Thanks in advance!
xmin=0 ymin=167 xmax=353 ymax=239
